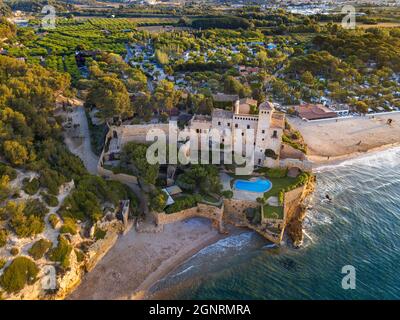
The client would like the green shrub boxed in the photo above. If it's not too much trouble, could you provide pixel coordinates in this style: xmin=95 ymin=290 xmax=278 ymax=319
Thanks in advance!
xmin=0 ymin=163 xmax=17 ymax=181
xmin=264 ymin=149 xmax=278 ymax=160
xmin=165 ymin=194 xmax=202 ymax=214
xmin=0 ymin=258 xmax=6 ymax=269
xmin=39 ymin=168 xmax=66 ymax=195
xmin=266 ymin=168 xmax=288 ymax=178
xmin=282 ymin=134 xmax=307 ymax=154
xmin=28 ymin=239 xmax=52 ymax=260
xmin=0 ymin=229 xmax=8 ymax=247
xmin=10 ymin=247 xmax=19 ymax=256
xmin=94 ymin=227 xmax=106 ymax=240
xmin=59 ymin=217 xmax=78 ymax=235
xmin=10 ymin=213 xmax=45 ymax=238
xmin=221 ymin=190 xmax=233 ymax=199
xmin=40 ymin=192 xmax=59 ymax=207
xmin=74 ymin=249 xmax=85 ymax=263
xmin=22 ymin=178 xmax=40 ymax=195
xmin=149 ymin=188 xmax=168 ymax=212
xmin=23 ymin=199 xmax=49 ymax=218
xmin=49 ymin=236 xmax=72 ymax=269
xmin=0 ymin=256 xmax=39 ymax=293
xmin=278 ymin=190 xmax=285 ymax=205
xmin=48 ymin=214 xmax=60 ymax=229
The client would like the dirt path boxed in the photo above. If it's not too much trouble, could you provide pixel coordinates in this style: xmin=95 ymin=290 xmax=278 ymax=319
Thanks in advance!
xmin=63 ymin=105 xmax=99 ymax=175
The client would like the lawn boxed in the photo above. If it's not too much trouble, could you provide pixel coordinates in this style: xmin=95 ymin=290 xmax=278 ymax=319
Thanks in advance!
xmin=262 ymin=176 xmax=297 ymax=199
xmin=262 ymin=204 xmax=284 ymax=220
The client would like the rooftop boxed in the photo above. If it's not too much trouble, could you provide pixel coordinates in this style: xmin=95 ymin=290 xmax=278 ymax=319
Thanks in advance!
xmin=297 ymin=104 xmax=337 ymax=120
xmin=212 ymin=108 xmax=233 ymax=119
xmin=212 ymin=93 xmax=239 ymax=103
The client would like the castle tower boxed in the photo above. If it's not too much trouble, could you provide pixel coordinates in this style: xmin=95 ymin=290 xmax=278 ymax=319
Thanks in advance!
xmin=255 ymin=101 xmax=276 ymax=166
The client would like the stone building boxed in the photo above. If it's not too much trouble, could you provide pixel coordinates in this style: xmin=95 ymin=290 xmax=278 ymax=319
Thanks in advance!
xmin=101 ymin=99 xmax=285 ymax=168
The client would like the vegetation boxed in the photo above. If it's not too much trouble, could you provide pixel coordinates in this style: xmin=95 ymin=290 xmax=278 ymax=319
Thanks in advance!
xmin=0 ymin=256 xmax=39 ymax=294
xmin=22 ymin=178 xmax=40 ymax=196
xmin=10 ymin=247 xmax=19 ymax=256
xmin=0 ymin=163 xmax=17 ymax=181
xmin=59 ymin=217 xmax=78 ymax=235
xmin=94 ymin=227 xmax=106 ymax=241
xmin=28 ymin=239 xmax=52 ymax=260
xmin=149 ymin=188 xmax=168 ymax=213
xmin=120 ymin=142 xmax=160 ymax=185
xmin=48 ymin=214 xmax=60 ymax=229
xmin=165 ymin=194 xmax=202 ymax=214
xmin=49 ymin=235 xmax=72 ymax=270
xmin=0 ymin=229 xmax=8 ymax=248
xmin=0 ymin=258 xmax=6 ymax=270
xmin=40 ymin=192 xmax=59 ymax=207
xmin=4 ymin=201 xmax=45 ymax=238
xmin=176 ymin=165 xmax=222 ymax=195
xmin=263 ymin=205 xmax=284 ymax=220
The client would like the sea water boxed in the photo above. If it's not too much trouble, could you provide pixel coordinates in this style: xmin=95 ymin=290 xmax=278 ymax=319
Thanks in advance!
xmin=149 ymin=147 xmax=400 ymax=300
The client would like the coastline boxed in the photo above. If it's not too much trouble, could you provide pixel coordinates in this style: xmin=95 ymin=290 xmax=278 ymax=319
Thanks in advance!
xmin=67 ymin=218 xmax=235 ymax=300
xmin=310 ymin=142 xmax=400 ymax=168
xmin=287 ymin=112 xmax=400 ymax=169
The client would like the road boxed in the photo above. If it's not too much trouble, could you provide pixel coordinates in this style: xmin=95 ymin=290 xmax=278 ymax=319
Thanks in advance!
xmin=63 ymin=104 xmax=99 ymax=175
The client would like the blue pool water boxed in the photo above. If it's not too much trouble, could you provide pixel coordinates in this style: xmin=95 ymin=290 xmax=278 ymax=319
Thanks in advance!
xmin=234 ymin=178 xmax=272 ymax=193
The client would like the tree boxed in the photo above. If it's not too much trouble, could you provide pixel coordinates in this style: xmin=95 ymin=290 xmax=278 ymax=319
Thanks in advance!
xmin=301 ymin=71 xmax=315 ymax=86
xmin=155 ymin=49 xmax=169 ymax=65
xmin=354 ymin=101 xmax=368 ymax=114
xmin=5 ymin=201 xmax=45 ymax=238
xmin=153 ymin=80 xmax=180 ymax=112
xmin=0 ymin=175 xmax=10 ymax=202
xmin=2 ymin=140 xmax=29 ymax=166
xmin=87 ymin=76 xmax=133 ymax=121
xmin=120 ymin=142 xmax=160 ymax=185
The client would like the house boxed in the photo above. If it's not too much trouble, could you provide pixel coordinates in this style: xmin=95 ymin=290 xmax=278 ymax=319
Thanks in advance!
xmin=296 ymin=104 xmax=337 ymax=121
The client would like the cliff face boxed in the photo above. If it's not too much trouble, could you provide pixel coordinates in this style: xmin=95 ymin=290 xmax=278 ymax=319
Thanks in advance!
xmin=2 ymin=220 xmax=124 ymax=300
xmin=285 ymin=177 xmax=315 ymax=247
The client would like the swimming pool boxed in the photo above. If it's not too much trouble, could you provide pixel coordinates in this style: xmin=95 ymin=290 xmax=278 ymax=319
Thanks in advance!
xmin=234 ymin=178 xmax=272 ymax=193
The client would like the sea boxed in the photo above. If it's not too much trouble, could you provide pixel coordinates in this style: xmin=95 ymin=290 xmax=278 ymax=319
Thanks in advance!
xmin=149 ymin=147 xmax=400 ymax=300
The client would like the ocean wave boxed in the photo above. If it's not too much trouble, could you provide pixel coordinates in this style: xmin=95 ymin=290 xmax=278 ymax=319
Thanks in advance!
xmin=314 ymin=146 xmax=400 ymax=173
xmin=194 ymin=232 xmax=255 ymax=257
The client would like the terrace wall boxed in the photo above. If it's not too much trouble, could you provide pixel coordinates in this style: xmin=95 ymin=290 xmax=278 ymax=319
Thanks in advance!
xmin=97 ymin=164 xmax=138 ymax=185
xmin=155 ymin=203 xmax=224 ymax=232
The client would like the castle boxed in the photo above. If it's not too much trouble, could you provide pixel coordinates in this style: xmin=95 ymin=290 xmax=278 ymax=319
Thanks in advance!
xmin=101 ymin=99 xmax=285 ymax=168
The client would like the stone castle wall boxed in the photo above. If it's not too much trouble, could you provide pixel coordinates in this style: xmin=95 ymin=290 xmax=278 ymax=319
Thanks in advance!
xmin=283 ymin=185 xmax=308 ymax=224
xmin=156 ymin=203 xmax=224 ymax=232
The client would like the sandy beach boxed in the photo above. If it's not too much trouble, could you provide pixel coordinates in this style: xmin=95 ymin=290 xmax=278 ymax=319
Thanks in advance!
xmin=288 ymin=112 xmax=400 ymax=165
xmin=68 ymin=218 xmax=228 ymax=300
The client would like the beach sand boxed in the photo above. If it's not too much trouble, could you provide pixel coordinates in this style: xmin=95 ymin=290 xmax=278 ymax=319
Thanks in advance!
xmin=67 ymin=218 xmax=227 ymax=300
xmin=288 ymin=113 xmax=400 ymax=165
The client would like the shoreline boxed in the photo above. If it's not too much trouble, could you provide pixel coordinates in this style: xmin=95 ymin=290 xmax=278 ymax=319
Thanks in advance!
xmin=310 ymin=142 xmax=400 ymax=169
xmin=129 ymin=230 xmax=234 ymax=300
xmin=67 ymin=218 xmax=237 ymax=300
